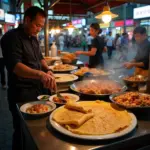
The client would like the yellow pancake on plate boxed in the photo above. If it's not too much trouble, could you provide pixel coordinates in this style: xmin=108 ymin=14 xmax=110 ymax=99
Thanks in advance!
xmin=52 ymin=101 xmax=131 ymax=135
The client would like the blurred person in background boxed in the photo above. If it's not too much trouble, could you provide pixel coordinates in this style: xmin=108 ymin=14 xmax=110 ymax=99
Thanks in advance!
xmin=121 ymin=32 xmax=129 ymax=46
xmin=114 ymin=33 xmax=121 ymax=50
xmin=49 ymin=33 xmax=55 ymax=47
xmin=65 ymin=34 xmax=71 ymax=49
xmin=81 ymin=35 xmax=87 ymax=51
xmin=0 ymin=28 xmax=6 ymax=89
xmin=87 ymin=33 xmax=93 ymax=51
xmin=106 ymin=31 xmax=114 ymax=59
xmin=119 ymin=32 xmax=129 ymax=61
xmin=1 ymin=6 xmax=56 ymax=150
xmin=123 ymin=26 xmax=150 ymax=76
xmin=114 ymin=33 xmax=121 ymax=60
xmin=75 ymin=23 xmax=105 ymax=68
xmin=76 ymin=35 xmax=81 ymax=47
xmin=58 ymin=33 xmax=65 ymax=51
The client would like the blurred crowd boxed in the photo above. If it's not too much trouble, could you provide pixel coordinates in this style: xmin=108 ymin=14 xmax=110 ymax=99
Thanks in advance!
xmin=39 ymin=31 xmax=134 ymax=62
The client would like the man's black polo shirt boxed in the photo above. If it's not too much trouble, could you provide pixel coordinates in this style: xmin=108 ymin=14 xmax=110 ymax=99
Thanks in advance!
xmin=1 ymin=26 xmax=44 ymax=88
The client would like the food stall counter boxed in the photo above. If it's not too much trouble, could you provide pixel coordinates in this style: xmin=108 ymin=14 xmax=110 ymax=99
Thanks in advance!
xmin=17 ymin=103 xmax=150 ymax=150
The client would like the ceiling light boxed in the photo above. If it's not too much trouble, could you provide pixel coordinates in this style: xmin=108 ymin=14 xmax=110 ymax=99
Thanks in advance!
xmin=66 ymin=22 xmax=75 ymax=34
xmin=95 ymin=3 xmax=118 ymax=23
xmin=55 ymin=26 xmax=61 ymax=34
xmin=66 ymin=0 xmax=75 ymax=33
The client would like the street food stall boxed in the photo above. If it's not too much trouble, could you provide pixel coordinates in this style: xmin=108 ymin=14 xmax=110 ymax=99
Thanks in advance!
xmin=16 ymin=51 xmax=150 ymax=150
xmin=14 ymin=1 xmax=150 ymax=150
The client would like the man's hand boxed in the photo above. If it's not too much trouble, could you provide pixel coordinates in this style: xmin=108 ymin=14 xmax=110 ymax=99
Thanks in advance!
xmin=75 ymin=51 xmax=83 ymax=56
xmin=39 ymin=71 xmax=57 ymax=92
xmin=47 ymin=70 xmax=56 ymax=91
xmin=123 ymin=62 xmax=134 ymax=69
xmin=47 ymin=70 xmax=54 ymax=76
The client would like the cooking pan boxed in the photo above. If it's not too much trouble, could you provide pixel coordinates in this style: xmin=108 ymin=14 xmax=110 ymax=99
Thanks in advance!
xmin=70 ymin=79 xmax=127 ymax=97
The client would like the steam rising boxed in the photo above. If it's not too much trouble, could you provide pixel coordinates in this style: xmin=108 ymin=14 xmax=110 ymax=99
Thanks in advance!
xmin=81 ymin=42 xmax=138 ymax=84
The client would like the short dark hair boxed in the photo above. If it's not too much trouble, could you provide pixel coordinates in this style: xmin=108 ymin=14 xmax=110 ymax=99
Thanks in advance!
xmin=116 ymin=33 xmax=120 ymax=37
xmin=90 ymin=23 xmax=102 ymax=34
xmin=24 ymin=6 xmax=46 ymax=22
xmin=133 ymin=26 xmax=147 ymax=35
xmin=122 ymin=32 xmax=128 ymax=36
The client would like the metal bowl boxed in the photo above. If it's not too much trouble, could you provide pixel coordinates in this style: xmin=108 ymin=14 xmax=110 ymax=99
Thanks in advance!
xmin=119 ymin=75 xmax=148 ymax=91
xmin=70 ymin=79 xmax=127 ymax=97
xmin=110 ymin=92 xmax=150 ymax=109
xmin=61 ymin=57 xmax=79 ymax=65
xmin=71 ymin=69 xmax=115 ymax=78
xmin=121 ymin=75 xmax=148 ymax=84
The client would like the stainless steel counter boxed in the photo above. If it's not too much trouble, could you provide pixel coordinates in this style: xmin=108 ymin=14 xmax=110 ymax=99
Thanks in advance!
xmin=17 ymin=103 xmax=150 ymax=150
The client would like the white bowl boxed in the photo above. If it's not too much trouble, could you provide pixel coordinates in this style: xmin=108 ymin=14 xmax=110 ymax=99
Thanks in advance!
xmin=20 ymin=101 xmax=56 ymax=116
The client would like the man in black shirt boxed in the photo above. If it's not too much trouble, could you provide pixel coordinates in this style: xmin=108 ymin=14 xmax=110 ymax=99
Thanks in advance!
xmin=123 ymin=26 xmax=150 ymax=76
xmin=1 ymin=6 xmax=56 ymax=150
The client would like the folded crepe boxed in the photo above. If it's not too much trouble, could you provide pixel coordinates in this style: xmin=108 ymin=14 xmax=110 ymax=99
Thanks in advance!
xmin=52 ymin=106 xmax=94 ymax=127
xmin=64 ymin=101 xmax=92 ymax=113
xmin=53 ymin=100 xmax=131 ymax=135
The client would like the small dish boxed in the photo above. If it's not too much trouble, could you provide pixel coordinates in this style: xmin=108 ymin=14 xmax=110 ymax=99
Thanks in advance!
xmin=20 ymin=101 xmax=56 ymax=116
xmin=37 ymin=95 xmax=50 ymax=101
xmin=49 ymin=93 xmax=79 ymax=105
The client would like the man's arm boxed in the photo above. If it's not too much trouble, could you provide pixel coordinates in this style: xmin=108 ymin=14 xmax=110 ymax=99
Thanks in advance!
xmin=130 ymin=59 xmax=136 ymax=63
xmin=13 ymin=62 xmax=44 ymax=79
xmin=14 ymin=62 xmax=56 ymax=91
xmin=41 ymin=59 xmax=50 ymax=72
xmin=131 ymin=62 xmax=144 ymax=68
xmin=123 ymin=61 xmax=144 ymax=69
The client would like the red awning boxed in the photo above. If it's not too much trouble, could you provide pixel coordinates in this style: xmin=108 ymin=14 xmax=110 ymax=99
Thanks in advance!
xmin=51 ymin=0 xmax=125 ymax=15
xmin=16 ymin=0 xmax=150 ymax=15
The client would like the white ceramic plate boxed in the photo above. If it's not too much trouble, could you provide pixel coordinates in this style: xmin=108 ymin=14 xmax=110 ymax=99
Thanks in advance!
xmin=37 ymin=95 xmax=50 ymax=101
xmin=49 ymin=65 xmax=78 ymax=72
xmin=50 ymin=104 xmax=137 ymax=140
xmin=20 ymin=101 xmax=56 ymax=116
xmin=49 ymin=93 xmax=79 ymax=104
xmin=54 ymin=74 xmax=78 ymax=83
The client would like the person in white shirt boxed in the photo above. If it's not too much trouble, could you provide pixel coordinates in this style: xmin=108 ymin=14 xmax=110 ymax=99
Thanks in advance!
xmin=58 ymin=33 xmax=65 ymax=51
xmin=106 ymin=31 xmax=114 ymax=59
xmin=87 ymin=34 xmax=93 ymax=51
xmin=114 ymin=33 xmax=122 ymax=60
xmin=114 ymin=33 xmax=121 ymax=51
xmin=0 ymin=28 xmax=6 ymax=89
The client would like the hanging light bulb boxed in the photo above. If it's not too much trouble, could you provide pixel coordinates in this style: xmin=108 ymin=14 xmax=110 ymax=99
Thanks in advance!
xmin=55 ymin=26 xmax=61 ymax=34
xmin=50 ymin=27 xmax=56 ymax=35
xmin=95 ymin=3 xmax=118 ymax=23
xmin=66 ymin=0 xmax=75 ymax=34
xmin=66 ymin=22 xmax=75 ymax=34
xmin=102 ymin=15 xmax=112 ymax=23
xmin=68 ymin=28 xmax=74 ymax=35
